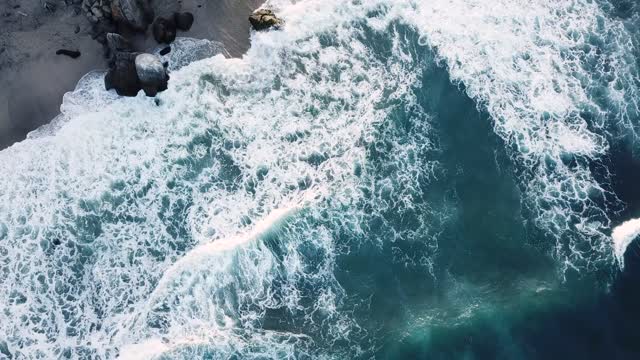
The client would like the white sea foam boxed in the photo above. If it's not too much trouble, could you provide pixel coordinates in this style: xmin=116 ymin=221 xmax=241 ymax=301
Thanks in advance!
xmin=0 ymin=1 xmax=433 ymax=357
xmin=612 ymin=217 xmax=640 ymax=266
xmin=399 ymin=0 xmax=640 ymax=271
xmin=144 ymin=196 xmax=306 ymax=308
xmin=0 ymin=0 xmax=638 ymax=357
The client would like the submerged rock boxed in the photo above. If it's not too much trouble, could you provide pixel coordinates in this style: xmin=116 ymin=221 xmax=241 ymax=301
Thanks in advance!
xmin=135 ymin=53 xmax=169 ymax=96
xmin=111 ymin=0 xmax=154 ymax=31
xmin=174 ymin=12 xmax=194 ymax=31
xmin=249 ymin=9 xmax=283 ymax=31
xmin=152 ymin=17 xmax=177 ymax=44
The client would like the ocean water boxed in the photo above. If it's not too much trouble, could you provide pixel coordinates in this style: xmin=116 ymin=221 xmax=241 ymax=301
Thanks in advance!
xmin=1 ymin=0 xmax=640 ymax=358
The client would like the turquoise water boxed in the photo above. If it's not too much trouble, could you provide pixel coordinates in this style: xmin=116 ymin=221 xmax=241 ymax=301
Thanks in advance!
xmin=1 ymin=0 xmax=640 ymax=358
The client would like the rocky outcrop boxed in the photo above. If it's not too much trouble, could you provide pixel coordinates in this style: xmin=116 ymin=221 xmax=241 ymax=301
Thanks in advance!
xmin=105 ymin=51 xmax=141 ymax=96
xmin=81 ymin=0 xmax=113 ymax=24
xmin=249 ymin=9 xmax=283 ymax=31
xmin=135 ymin=54 xmax=169 ymax=96
xmin=105 ymin=52 xmax=169 ymax=97
xmin=106 ymin=33 xmax=133 ymax=55
xmin=152 ymin=17 xmax=177 ymax=44
xmin=174 ymin=12 xmax=194 ymax=31
xmin=104 ymin=33 xmax=168 ymax=97
xmin=110 ymin=0 xmax=154 ymax=31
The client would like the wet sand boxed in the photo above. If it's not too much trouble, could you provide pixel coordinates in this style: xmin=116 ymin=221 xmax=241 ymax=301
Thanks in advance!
xmin=0 ymin=0 xmax=263 ymax=150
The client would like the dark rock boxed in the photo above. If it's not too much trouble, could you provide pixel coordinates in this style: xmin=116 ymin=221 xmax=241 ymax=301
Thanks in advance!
xmin=249 ymin=9 xmax=283 ymax=31
xmin=152 ymin=17 xmax=176 ymax=44
xmin=162 ymin=61 xmax=168 ymax=68
xmin=106 ymin=33 xmax=133 ymax=54
xmin=173 ymin=12 xmax=193 ymax=31
xmin=96 ymin=33 xmax=107 ymax=44
xmin=91 ymin=7 xmax=104 ymax=18
xmin=55 ymin=49 xmax=81 ymax=58
xmin=91 ymin=19 xmax=117 ymax=38
xmin=105 ymin=51 xmax=142 ymax=96
xmin=44 ymin=1 xmax=57 ymax=12
xmin=159 ymin=46 xmax=171 ymax=55
xmin=135 ymin=53 xmax=169 ymax=96
xmin=111 ymin=0 xmax=154 ymax=31
xmin=105 ymin=33 xmax=133 ymax=65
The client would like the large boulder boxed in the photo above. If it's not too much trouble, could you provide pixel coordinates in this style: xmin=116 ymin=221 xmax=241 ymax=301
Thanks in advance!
xmin=174 ymin=12 xmax=194 ymax=31
xmin=152 ymin=17 xmax=177 ymax=44
xmin=135 ymin=53 xmax=169 ymax=96
xmin=111 ymin=0 xmax=154 ymax=31
xmin=105 ymin=51 xmax=142 ymax=96
xmin=249 ymin=9 xmax=283 ymax=31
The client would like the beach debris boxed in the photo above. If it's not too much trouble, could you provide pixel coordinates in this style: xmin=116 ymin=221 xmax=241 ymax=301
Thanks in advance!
xmin=55 ymin=49 xmax=81 ymax=58
xmin=135 ymin=53 xmax=169 ymax=96
xmin=159 ymin=46 xmax=171 ymax=55
xmin=174 ymin=12 xmax=194 ymax=31
xmin=249 ymin=9 xmax=283 ymax=31
xmin=74 ymin=25 xmax=80 ymax=33
xmin=152 ymin=16 xmax=177 ymax=44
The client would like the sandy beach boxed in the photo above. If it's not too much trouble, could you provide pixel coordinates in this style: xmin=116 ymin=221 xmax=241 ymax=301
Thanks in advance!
xmin=0 ymin=0 xmax=263 ymax=150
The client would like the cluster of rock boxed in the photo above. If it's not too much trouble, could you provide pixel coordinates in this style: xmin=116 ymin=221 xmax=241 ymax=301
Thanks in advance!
xmin=104 ymin=33 xmax=168 ymax=97
xmin=81 ymin=0 xmax=115 ymax=25
xmin=79 ymin=1 xmax=283 ymax=97
xmin=77 ymin=0 xmax=195 ymax=97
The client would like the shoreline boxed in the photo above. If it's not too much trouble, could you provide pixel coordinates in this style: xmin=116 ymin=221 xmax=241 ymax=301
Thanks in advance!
xmin=0 ymin=0 xmax=264 ymax=150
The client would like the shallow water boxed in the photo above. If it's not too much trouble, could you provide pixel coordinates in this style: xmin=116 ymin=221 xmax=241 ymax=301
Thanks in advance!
xmin=1 ymin=0 xmax=640 ymax=358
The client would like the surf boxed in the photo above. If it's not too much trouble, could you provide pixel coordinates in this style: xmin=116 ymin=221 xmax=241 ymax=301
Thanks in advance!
xmin=0 ymin=0 xmax=639 ymax=358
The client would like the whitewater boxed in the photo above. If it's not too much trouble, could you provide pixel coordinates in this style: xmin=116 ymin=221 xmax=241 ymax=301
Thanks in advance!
xmin=1 ymin=0 xmax=639 ymax=358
